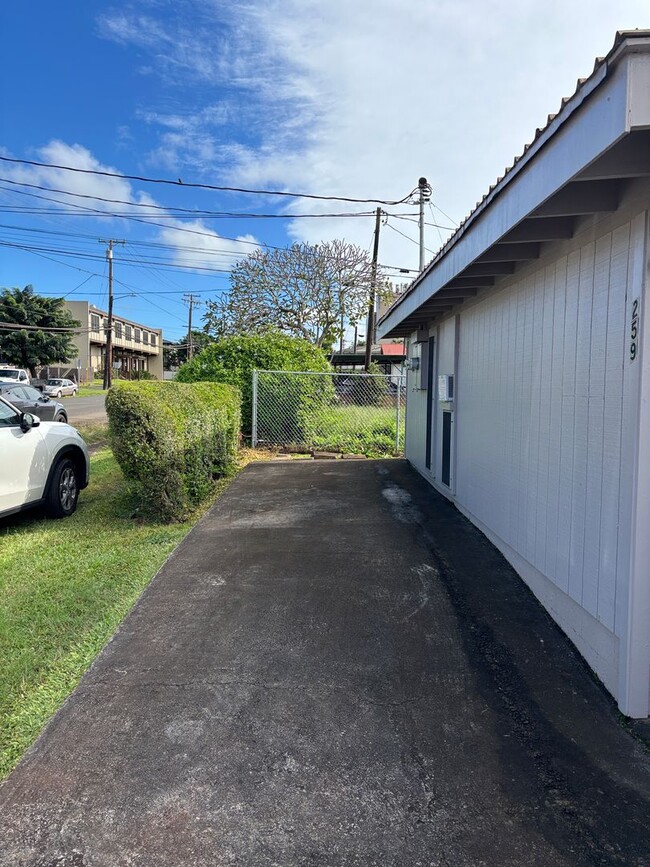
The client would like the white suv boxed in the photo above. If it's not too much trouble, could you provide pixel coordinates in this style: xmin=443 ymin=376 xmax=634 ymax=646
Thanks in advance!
xmin=0 ymin=396 xmax=90 ymax=519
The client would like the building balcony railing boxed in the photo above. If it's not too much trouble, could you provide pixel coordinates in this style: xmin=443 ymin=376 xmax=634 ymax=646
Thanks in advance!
xmin=89 ymin=329 xmax=160 ymax=355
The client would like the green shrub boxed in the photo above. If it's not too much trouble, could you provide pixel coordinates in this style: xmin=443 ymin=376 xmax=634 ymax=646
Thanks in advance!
xmin=256 ymin=369 xmax=337 ymax=448
xmin=347 ymin=362 xmax=389 ymax=406
xmin=106 ymin=380 xmax=241 ymax=521
xmin=176 ymin=332 xmax=332 ymax=434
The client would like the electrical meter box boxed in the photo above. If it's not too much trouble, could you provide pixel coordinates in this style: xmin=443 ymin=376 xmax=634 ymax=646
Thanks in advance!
xmin=438 ymin=374 xmax=454 ymax=402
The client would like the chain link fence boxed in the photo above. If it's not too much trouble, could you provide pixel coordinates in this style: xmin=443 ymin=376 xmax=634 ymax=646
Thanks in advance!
xmin=252 ymin=369 xmax=406 ymax=456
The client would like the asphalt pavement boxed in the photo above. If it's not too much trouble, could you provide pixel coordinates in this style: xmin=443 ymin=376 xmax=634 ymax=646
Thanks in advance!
xmin=64 ymin=394 xmax=107 ymax=425
xmin=1 ymin=460 xmax=649 ymax=866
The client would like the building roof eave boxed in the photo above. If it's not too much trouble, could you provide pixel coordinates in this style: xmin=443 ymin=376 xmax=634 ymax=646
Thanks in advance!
xmin=379 ymin=30 xmax=650 ymax=339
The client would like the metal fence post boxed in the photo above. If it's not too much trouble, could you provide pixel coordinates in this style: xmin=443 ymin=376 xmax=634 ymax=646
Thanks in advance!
xmin=252 ymin=369 xmax=258 ymax=447
xmin=395 ymin=376 xmax=402 ymax=453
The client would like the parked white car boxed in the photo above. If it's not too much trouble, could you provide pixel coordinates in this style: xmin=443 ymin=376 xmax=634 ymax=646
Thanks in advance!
xmin=0 ymin=367 xmax=30 ymax=384
xmin=0 ymin=396 xmax=90 ymax=519
xmin=43 ymin=378 xmax=78 ymax=398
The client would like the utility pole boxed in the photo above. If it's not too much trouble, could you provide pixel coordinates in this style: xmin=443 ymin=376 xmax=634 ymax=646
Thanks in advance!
xmin=417 ymin=176 xmax=432 ymax=272
xmin=183 ymin=294 xmax=200 ymax=361
xmin=364 ymin=207 xmax=382 ymax=372
xmin=99 ymin=238 xmax=125 ymax=389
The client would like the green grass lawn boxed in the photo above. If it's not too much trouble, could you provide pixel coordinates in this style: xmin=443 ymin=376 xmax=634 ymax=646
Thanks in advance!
xmin=0 ymin=449 xmax=202 ymax=778
xmin=77 ymin=384 xmax=108 ymax=397
xmin=74 ymin=421 xmax=110 ymax=445
xmin=311 ymin=404 xmax=405 ymax=456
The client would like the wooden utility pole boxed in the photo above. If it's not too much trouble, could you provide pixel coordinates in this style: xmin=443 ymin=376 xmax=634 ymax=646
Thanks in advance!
xmin=183 ymin=294 xmax=200 ymax=361
xmin=364 ymin=207 xmax=382 ymax=372
xmin=99 ymin=238 xmax=125 ymax=389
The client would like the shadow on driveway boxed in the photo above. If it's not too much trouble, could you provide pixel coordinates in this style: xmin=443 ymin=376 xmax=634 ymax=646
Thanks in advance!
xmin=1 ymin=460 xmax=649 ymax=866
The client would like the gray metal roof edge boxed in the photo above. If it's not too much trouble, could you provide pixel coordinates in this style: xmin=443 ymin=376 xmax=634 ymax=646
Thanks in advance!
xmin=378 ymin=29 xmax=650 ymax=330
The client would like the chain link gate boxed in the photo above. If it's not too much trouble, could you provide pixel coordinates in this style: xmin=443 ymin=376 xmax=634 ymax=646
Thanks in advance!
xmin=252 ymin=369 xmax=406 ymax=457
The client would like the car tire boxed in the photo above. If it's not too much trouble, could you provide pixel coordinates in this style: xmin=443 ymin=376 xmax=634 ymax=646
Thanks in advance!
xmin=55 ymin=412 xmax=67 ymax=423
xmin=45 ymin=458 xmax=79 ymax=518
xmin=56 ymin=390 xmax=62 ymax=398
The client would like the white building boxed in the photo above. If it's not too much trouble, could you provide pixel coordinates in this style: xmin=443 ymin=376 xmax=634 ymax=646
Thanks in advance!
xmin=378 ymin=31 xmax=650 ymax=718
xmin=64 ymin=301 xmax=163 ymax=382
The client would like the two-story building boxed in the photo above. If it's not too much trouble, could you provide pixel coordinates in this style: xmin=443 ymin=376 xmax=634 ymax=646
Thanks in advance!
xmin=64 ymin=301 xmax=163 ymax=381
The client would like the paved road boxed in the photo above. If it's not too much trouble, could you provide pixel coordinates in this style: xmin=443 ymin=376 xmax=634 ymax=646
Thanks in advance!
xmin=64 ymin=394 xmax=107 ymax=425
xmin=1 ymin=461 xmax=649 ymax=866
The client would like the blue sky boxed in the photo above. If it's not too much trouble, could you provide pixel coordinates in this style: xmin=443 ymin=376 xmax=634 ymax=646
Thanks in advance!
xmin=2 ymin=1 xmax=649 ymax=341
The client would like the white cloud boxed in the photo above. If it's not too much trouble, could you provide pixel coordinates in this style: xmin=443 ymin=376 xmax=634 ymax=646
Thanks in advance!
xmin=213 ymin=0 xmax=650 ymax=268
xmin=6 ymin=140 xmax=144 ymax=214
xmin=97 ymin=8 xmax=225 ymax=85
xmin=157 ymin=222 xmax=258 ymax=272
xmin=2 ymin=140 xmax=260 ymax=272
xmin=96 ymin=0 xmax=650 ymax=271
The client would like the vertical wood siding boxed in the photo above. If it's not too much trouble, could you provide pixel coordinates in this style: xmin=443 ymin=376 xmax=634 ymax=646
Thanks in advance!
xmin=455 ymin=219 xmax=641 ymax=636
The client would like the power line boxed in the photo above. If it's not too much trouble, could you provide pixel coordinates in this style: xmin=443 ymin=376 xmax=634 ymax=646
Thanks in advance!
xmin=0 ymin=240 xmax=235 ymax=275
xmin=429 ymin=201 xmax=445 ymax=248
xmin=113 ymin=278 xmax=188 ymax=324
xmin=0 ymin=320 xmax=90 ymax=333
xmin=384 ymin=220 xmax=436 ymax=256
xmin=0 ymin=176 xmax=393 ymax=219
xmin=391 ymin=213 xmax=455 ymax=231
xmin=431 ymin=201 xmax=459 ymax=227
xmin=0 ymin=185 xmax=276 ymax=250
xmin=0 ymin=156 xmax=417 ymax=206
xmin=0 ymin=222 xmax=252 ymax=263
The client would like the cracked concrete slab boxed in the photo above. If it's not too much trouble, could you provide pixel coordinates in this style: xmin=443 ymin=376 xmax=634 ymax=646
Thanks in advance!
xmin=1 ymin=460 xmax=649 ymax=866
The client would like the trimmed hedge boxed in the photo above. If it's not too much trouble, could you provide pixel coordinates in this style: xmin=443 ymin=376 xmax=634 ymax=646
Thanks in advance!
xmin=106 ymin=380 xmax=241 ymax=521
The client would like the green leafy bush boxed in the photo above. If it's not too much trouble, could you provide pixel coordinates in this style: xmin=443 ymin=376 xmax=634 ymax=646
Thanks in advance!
xmin=106 ymin=380 xmax=240 ymax=521
xmin=347 ymin=362 xmax=389 ymax=406
xmin=176 ymin=332 xmax=332 ymax=434
xmin=256 ymin=369 xmax=337 ymax=448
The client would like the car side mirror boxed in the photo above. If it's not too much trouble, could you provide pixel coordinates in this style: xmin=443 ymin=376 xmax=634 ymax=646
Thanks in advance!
xmin=41 ymin=395 xmax=50 ymax=402
xmin=20 ymin=412 xmax=40 ymax=432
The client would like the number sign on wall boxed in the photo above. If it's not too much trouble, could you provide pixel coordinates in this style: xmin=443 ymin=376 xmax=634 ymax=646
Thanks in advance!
xmin=630 ymin=298 xmax=640 ymax=362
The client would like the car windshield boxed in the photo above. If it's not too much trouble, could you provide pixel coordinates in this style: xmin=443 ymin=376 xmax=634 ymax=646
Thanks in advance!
xmin=0 ymin=369 xmax=20 ymax=379
xmin=47 ymin=379 xmax=63 ymax=385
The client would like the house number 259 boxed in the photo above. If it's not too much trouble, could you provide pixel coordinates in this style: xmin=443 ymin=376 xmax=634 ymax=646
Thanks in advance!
xmin=630 ymin=298 xmax=640 ymax=362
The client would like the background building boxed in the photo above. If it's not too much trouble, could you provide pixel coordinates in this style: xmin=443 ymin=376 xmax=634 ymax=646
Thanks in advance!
xmin=64 ymin=301 xmax=163 ymax=382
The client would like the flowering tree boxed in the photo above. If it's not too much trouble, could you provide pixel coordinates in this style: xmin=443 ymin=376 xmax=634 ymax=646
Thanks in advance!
xmin=204 ymin=240 xmax=386 ymax=349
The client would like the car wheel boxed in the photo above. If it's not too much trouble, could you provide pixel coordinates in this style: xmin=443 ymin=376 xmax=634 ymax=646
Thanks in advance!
xmin=56 ymin=390 xmax=62 ymax=398
xmin=45 ymin=458 xmax=79 ymax=518
xmin=55 ymin=412 xmax=67 ymax=423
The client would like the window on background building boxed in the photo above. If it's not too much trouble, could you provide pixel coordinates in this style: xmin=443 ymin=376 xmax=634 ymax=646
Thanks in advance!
xmin=134 ymin=328 xmax=141 ymax=342
xmin=91 ymin=314 xmax=100 ymax=332
xmin=114 ymin=322 xmax=123 ymax=339
xmin=142 ymin=331 xmax=149 ymax=345
xmin=125 ymin=325 xmax=132 ymax=340
xmin=150 ymin=333 xmax=157 ymax=346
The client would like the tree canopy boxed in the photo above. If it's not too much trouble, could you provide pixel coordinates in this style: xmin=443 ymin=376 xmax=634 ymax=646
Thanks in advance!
xmin=163 ymin=330 xmax=214 ymax=370
xmin=176 ymin=331 xmax=331 ymax=433
xmin=0 ymin=286 xmax=81 ymax=375
xmin=203 ymin=240 xmax=387 ymax=349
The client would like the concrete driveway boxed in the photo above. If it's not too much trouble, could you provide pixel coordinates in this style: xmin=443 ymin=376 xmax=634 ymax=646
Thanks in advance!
xmin=1 ymin=460 xmax=649 ymax=866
